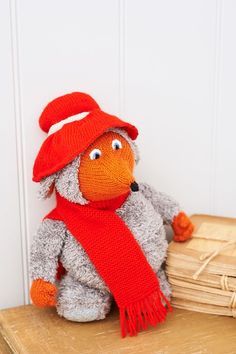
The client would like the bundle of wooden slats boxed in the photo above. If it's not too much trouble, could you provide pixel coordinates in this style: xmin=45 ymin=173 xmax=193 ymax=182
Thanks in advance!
xmin=167 ymin=214 xmax=236 ymax=317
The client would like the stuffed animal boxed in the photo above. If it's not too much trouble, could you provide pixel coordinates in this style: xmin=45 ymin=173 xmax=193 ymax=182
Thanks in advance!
xmin=30 ymin=92 xmax=194 ymax=337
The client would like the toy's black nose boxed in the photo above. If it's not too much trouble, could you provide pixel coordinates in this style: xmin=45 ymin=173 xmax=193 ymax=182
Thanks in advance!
xmin=130 ymin=181 xmax=139 ymax=192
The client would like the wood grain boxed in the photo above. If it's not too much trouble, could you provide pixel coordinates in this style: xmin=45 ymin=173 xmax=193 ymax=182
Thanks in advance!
xmin=1 ymin=305 xmax=236 ymax=354
xmin=0 ymin=333 xmax=12 ymax=354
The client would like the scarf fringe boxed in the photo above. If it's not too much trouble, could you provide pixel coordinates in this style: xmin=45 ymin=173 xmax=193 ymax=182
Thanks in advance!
xmin=120 ymin=289 xmax=172 ymax=337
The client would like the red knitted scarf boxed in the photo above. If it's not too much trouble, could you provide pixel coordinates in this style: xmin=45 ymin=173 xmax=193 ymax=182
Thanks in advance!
xmin=46 ymin=192 xmax=171 ymax=337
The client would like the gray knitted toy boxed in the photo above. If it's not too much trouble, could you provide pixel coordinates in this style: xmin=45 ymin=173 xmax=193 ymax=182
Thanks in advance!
xmin=30 ymin=92 xmax=193 ymax=336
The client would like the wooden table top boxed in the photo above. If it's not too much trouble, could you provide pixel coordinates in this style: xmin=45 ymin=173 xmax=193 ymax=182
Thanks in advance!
xmin=0 ymin=305 xmax=236 ymax=353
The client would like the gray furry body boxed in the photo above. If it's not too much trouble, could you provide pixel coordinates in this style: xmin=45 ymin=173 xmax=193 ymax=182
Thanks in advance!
xmin=30 ymin=128 xmax=180 ymax=322
xmin=30 ymin=183 xmax=179 ymax=321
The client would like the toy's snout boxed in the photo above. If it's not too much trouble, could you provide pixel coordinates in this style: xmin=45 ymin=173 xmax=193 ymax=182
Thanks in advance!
xmin=79 ymin=131 xmax=137 ymax=201
xmin=104 ymin=156 xmax=134 ymax=188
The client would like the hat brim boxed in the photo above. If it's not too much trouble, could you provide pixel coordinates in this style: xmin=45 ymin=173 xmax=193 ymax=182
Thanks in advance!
xmin=33 ymin=109 xmax=138 ymax=182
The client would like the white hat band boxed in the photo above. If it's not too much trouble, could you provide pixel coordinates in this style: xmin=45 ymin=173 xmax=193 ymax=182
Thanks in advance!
xmin=48 ymin=112 xmax=90 ymax=136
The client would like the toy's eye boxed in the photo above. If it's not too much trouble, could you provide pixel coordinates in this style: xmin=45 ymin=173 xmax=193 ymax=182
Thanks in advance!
xmin=89 ymin=149 xmax=102 ymax=160
xmin=112 ymin=139 xmax=122 ymax=150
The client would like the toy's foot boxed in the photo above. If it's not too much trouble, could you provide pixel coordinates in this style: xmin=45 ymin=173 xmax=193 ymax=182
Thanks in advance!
xmin=62 ymin=307 xmax=106 ymax=322
xmin=57 ymin=274 xmax=112 ymax=322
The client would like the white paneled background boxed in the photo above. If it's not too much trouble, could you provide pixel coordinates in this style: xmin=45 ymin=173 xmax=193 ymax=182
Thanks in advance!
xmin=1 ymin=0 xmax=235 ymax=309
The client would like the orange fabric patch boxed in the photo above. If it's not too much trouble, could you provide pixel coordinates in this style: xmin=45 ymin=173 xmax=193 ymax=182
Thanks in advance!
xmin=172 ymin=212 xmax=194 ymax=242
xmin=30 ymin=279 xmax=57 ymax=307
xmin=79 ymin=131 xmax=135 ymax=201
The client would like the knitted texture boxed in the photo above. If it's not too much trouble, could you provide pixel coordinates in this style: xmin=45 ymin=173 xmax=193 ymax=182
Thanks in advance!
xmin=37 ymin=128 xmax=139 ymax=203
xmin=30 ymin=91 xmax=192 ymax=337
xmin=79 ymin=131 xmax=135 ymax=201
xmin=30 ymin=279 xmax=57 ymax=307
xmin=172 ymin=212 xmax=194 ymax=242
xmin=39 ymin=92 xmax=100 ymax=133
xmin=30 ymin=185 xmax=176 ymax=287
xmin=33 ymin=92 xmax=138 ymax=182
xmin=45 ymin=192 xmax=171 ymax=337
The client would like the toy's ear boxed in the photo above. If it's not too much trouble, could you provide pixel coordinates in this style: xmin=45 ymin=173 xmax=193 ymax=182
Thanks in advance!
xmin=132 ymin=140 xmax=140 ymax=164
xmin=37 ymin=174 xmax=57 ymax=200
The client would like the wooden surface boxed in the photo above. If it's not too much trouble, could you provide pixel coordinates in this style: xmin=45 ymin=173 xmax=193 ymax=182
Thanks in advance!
xmin=1 ymin=305 xmax=236 ymax=354
xmin=0 ymin=333 xmax=12 ymax=354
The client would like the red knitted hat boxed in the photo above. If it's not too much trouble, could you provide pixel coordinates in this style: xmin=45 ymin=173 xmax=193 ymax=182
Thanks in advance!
xmin=33 ymin=92 xmax=138 ymax=182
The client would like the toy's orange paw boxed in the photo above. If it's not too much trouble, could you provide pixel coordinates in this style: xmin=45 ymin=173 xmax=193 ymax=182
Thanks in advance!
xmin=30 ymin=279 xmax=57 ymax=307
xmin=172 ymin=212 xmax=194 ymax=242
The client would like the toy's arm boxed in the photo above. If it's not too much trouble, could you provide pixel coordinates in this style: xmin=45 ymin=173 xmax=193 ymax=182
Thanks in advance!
xmin=29 ymin=219 xmax=66 ymax=307
xmin=139 ymin=182 xmax=180 ymax=224
xmin=139 ymin=182 xmax=194 ymax=242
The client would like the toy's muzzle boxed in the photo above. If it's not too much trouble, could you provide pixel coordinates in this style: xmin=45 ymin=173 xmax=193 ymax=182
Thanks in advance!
xmin=130 ymin=181 xmax=139 ymax=192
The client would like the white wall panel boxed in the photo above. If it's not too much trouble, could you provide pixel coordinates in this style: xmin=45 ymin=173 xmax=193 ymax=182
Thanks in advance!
xmin=16 ymin=0 xmax=121 ymax=261
xmin=0 ymin=0 xmax=24 ymax=309
xmin=1 ymin=0 xmax=236 ymax=308
xmin=214 ymin=0 xmax=236 ymax=217
xmin=124 ymin=0 xmax=217 ymax=215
